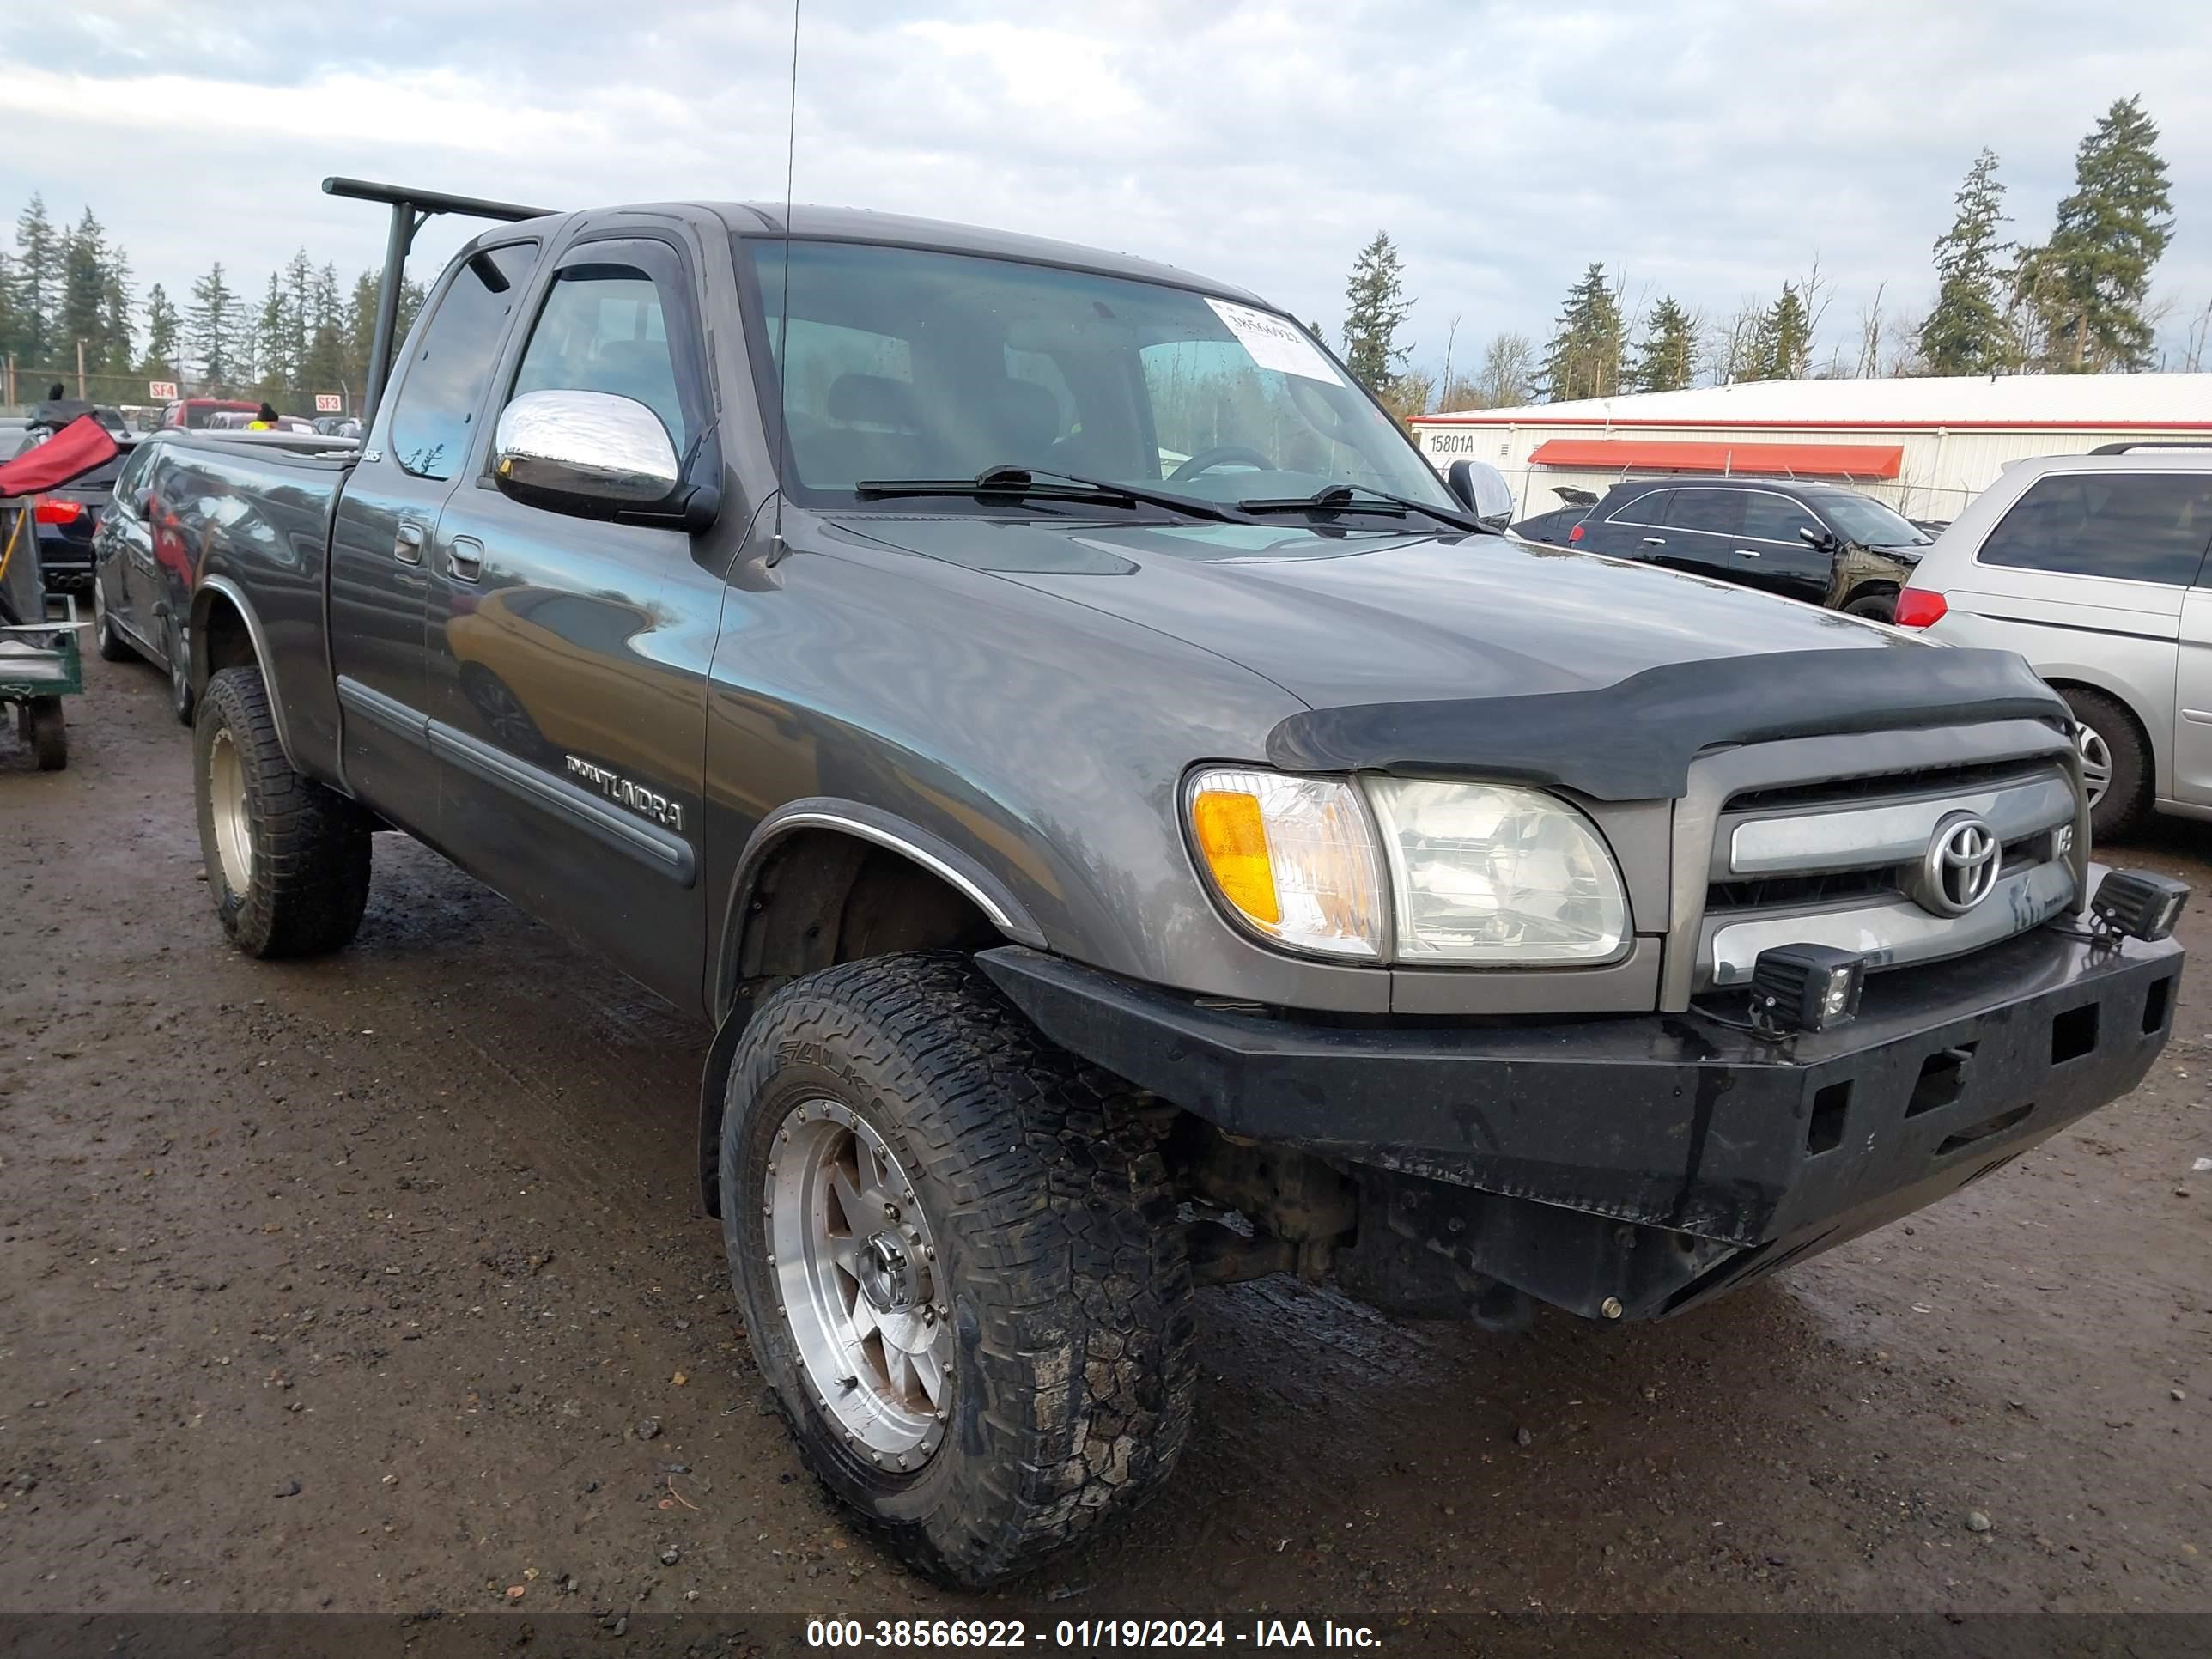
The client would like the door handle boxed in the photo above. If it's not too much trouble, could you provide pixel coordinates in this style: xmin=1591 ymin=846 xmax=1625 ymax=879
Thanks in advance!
xmin=1734 ymin=548 xmax=1762 ymax=558
xmin=447 ymin=536 xmax=483 ymax=582
xmin=394 ymin=522 xmax=426 ymax=565
xmin=1641 ymin=536 xmax=1666 ymax=546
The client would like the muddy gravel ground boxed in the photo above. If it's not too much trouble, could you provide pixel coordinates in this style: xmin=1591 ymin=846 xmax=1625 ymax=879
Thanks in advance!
xmin=3 ymin=652 xmax=2209 ymax=1625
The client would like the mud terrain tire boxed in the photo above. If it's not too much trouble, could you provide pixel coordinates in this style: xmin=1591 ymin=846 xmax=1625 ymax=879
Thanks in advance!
xmin=721 ymin=951 xmax=1197 ymax=1588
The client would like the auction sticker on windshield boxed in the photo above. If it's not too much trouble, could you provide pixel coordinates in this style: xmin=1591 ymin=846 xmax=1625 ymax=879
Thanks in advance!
xmin=1206 ymin=298 xmax=1345 ymax=386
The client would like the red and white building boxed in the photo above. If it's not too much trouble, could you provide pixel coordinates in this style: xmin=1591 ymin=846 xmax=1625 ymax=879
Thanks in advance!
xmin=1409 ymin=373 xmax=2212 ymax=523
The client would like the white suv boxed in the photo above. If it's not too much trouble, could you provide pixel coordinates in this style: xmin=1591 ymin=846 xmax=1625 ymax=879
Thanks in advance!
xmin=1898 ymin=448 xmax=2212 ymax=839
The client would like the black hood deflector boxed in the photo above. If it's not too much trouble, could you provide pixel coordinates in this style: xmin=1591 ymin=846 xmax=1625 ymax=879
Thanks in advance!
xmin=1266 ymin=647 xmax=2068 ymax=801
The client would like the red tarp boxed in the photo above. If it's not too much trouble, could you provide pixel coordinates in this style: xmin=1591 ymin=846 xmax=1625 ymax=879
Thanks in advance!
xmin=0 ymin=416 xmax=121 ymax=499
xmin=1527 ymin=436 xmax=1905 ymax=479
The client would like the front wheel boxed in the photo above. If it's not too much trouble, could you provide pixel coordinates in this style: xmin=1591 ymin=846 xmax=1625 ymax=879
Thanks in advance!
xmin=93 ymin=580 xmax=136 ymax=662
xmin=721 ymin=953 xmax=1197 ymax=1588
xmin=195 ymin=665 xmax=373 ymax=957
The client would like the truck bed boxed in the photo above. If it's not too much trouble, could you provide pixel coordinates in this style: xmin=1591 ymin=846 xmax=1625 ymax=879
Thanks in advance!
xmin=159 ymin=434 xmax=358 ymax=779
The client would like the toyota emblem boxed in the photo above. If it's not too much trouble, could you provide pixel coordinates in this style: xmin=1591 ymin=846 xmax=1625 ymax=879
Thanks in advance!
xmin=1916 ymin=812 xmax=2001 ymax=916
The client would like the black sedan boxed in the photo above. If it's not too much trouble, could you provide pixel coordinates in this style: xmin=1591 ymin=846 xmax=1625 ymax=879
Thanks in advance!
xmin=1512 ymin=475 xmax=1930 ymax=617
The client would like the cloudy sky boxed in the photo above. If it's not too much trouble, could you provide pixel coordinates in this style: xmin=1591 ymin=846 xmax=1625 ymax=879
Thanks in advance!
xmin=3 ymin=0 xmax=2209 ymax=378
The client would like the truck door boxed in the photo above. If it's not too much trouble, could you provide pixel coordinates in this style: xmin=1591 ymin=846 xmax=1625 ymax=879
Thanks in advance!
xmin=421 ymin=234 xmax=719 ymax=1007
xmin=328 ymin=239 xmax=540 ymax=820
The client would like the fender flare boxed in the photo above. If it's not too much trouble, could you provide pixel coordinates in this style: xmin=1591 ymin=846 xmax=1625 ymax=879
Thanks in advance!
xmin=191 ymin=574 xmax=296 ymax=763
xmin=696 ymin=797 xmax=1050 ymax=1214
xmin=711 ymin=797 xmax=1048 ymax=1017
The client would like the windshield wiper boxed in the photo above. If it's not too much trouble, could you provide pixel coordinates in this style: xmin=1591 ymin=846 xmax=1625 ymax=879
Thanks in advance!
xmin=1234 ymin=482 xmax=1496 ymax=535
xmin=855 ymin=466 xmax=1247 ymax=523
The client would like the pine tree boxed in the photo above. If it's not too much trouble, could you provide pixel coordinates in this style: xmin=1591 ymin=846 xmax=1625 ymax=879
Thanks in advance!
xmin=142 ymin=283 xmax=181 ymax=378
xmin=1753 ymin=283 xmax=1812 ymax=380
xmin=1340 ymin=231 xmax=1413 ymax=397
xmin=13 ymin=194 xmax=59 ymax=366
xmin=60 ymin=209 xmax=109 ymax=379
xmin=252 ymin=270 xmax=292 ymax=404
xmin=1918 ymin=149 xmax=2011 ymax=374
xmin=282 ymin=249 xmax=315 ymax=401
xmin=301 ymin=262 xmax=348 ymax=409
xmin=1629 ymin=295 xmax=1698 ymax=392
xmin=101 ymin=248 xmax=134 ymax=374
xmin=346 ymin=270 xmax=380 ymax=392
xmin=188 ymin=262 xmax=240 ymax=390
xmin=2017 ymin=95 xmax=2174 ymax=372
xmin=1539 ymin=263 xmax=1624 ymax=401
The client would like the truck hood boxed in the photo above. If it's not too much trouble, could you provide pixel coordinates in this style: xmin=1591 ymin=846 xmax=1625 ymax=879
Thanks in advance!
xmin=836 ymin=515 xmax=1904 ymax=708
xmin=830 ymin=514 xmax=2066 ymax=800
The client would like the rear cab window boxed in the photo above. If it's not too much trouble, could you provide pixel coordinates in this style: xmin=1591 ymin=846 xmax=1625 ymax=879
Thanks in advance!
xmin=1979 ymin=471 xmax=2212 ymax=586
xmin=388 ymin=240 xmax=542 ymax=481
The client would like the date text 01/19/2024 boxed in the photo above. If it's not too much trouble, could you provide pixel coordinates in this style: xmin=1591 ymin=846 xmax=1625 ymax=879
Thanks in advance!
xmin=805 ymin=1620 xmax=1384 ymax=1650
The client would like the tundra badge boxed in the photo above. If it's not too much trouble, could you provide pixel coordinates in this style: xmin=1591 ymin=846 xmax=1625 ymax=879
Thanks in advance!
xmin=566 ymin=756 xmax=684 ymax=834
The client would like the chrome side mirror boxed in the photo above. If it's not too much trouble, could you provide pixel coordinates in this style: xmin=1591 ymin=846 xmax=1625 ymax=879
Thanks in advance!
xmin=1797 ymin=524 xmax=1837 ymax=550
xmin=1445 ymin=458 xmax=1515 ymax=529
xmin=493 ymin=390 xmax=681 ymax=517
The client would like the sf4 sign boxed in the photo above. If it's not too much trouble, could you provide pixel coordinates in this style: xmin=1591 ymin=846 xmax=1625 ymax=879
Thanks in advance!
xmin=148 ymin=380 xmax=179 ymax=400
xmin=313 ymin=393 xmax=343 ymax=414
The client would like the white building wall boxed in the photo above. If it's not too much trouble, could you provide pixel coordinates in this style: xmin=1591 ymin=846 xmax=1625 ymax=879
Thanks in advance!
xmin=1411 ymin=375 xmax=2212 ymax=525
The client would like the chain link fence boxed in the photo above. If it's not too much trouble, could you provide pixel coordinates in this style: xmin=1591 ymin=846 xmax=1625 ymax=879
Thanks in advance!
xmin=1 ymin=361 xmax=360 ymax=428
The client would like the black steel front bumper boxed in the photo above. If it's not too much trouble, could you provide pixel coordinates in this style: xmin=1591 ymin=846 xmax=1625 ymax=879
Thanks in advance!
xmin=979 ymin=927 xmax=2183 ymax=1317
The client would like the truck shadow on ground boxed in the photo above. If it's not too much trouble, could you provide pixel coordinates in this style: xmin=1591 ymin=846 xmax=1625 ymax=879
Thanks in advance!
xmin=340 ymin=837 xmax=1871 ymax=1609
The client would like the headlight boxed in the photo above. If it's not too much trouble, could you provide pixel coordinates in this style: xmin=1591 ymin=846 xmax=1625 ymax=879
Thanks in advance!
xmin=1364 ymin=779 xmax=1628 ymax=963
xmin=1185 ymin=768 xmax=1385 ymax=958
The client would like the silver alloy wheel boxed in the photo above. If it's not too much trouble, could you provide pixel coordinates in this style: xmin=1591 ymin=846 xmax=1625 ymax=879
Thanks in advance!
xmin=207 ymin=727 xmax=253 ymax=895
xmin=768 ymin=1098 xmax=951 ymax=1466
xmin=2075 ymin=723 xmax=2112 ymax=808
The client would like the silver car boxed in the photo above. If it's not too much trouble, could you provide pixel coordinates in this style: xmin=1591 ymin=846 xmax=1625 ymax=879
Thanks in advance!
xmin=1904 ymin=447 xmax=2212 ymax=838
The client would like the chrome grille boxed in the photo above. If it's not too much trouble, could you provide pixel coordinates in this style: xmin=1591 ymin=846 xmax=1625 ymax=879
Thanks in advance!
xmin=1660 ymin=719 xmax=2088 ymax=1010
xmin=1702 ymin=763 xmax=2077 ymax=988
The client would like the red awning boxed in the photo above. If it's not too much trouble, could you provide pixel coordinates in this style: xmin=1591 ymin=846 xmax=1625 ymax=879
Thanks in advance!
xmin=1526 ymin=437 xmax=1904 ymax=480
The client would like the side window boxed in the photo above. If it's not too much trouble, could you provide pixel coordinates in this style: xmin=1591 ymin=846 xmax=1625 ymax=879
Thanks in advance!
xmin=508 ymin=246 xmax=697 ymax=453
xmin=388 ymin=241 xmax=540 ymax=481
xmin=112 ymin=442 xmax=158 ymax=514
xmin=1606 ymin=489 xmax=1672 ymax=527
xmin=1979 ymin=472 xmax=2212 ymax=586
xmin=1741 ymin=493 xmax=1822 ymax=544
xmin=1668 ymin=489 xmax=1745 ymax=537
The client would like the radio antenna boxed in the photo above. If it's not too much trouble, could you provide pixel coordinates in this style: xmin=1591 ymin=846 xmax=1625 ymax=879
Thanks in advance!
xmin=769 ymin=0 xmax=800 ymax=562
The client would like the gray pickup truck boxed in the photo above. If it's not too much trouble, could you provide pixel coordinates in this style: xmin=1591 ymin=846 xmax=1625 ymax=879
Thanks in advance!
xmin=168 ymin=178 xmax=2187 ymax=1587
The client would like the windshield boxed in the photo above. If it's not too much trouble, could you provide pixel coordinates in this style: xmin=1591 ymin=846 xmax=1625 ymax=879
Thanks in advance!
xmin=1815 ymin=490 xmax=1929 ymax=546
xmin=746 ymin=240 xmax=1454 ymax=512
